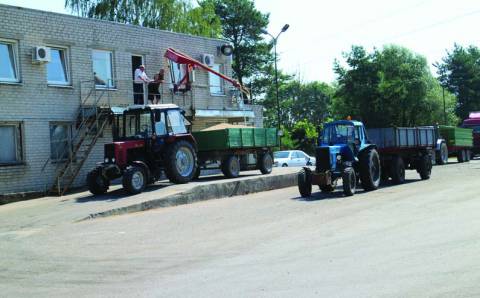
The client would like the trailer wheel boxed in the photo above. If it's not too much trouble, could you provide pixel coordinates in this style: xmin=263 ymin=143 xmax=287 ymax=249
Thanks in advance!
xmin=418 ymin=154 xmax=432 ymax=180
xmin=359 ymin=149 xmax=381 ymax=191
xmin=390 ymin=156 xmax=405 ymax=184
xmin=436 ymin=143 xmax=448 ymax=165
xmin=342 ymin=167 xmax=356 ymax=196
xmin=221 ymin=155 xmax=240 ymax=178
xmin=87 ymin=166 xmax=110 ymax=195
xmin=258 ymin=152 xmax=273 ymax=174
xmin=298 ymin=168 xmax=312 ymax=198
xmin=122 ymin=165 xmax=147 ymax=194
xmin=164 ymin=140 xmax=197 ymax=184
xmin=465 ymin=150 xmax=471 ymax=162
xmin=457 ymin=149 xmax=465 ymax=163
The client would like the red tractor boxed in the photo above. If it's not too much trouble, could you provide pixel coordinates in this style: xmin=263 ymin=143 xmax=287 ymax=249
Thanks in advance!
xmin=87 ymin=104 xmax=198 ymax=194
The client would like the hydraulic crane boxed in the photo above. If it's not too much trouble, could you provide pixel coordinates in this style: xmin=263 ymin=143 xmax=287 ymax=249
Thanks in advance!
xmin=164 ymin=47 xmax=250 ymax=99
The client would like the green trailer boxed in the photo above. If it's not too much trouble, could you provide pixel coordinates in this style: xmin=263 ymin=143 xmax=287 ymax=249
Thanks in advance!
xmin=436 ymin=125 xmax=473 ymax=164
xmin=192 ymin=127 xmax=278 ymax=178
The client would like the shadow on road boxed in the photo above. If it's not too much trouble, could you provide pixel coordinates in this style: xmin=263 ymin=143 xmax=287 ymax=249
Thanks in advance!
xmin=291 ymin=178 xmax=420 ymax=202
xmin=75 ymin=182 xmax=171 ymax=203
xmin=74 ymin=173 xmax=260 ymax=203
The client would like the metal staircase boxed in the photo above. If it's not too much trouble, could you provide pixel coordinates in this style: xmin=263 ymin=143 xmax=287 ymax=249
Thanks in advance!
xmin=42 ymin=81 xmax=112 ymax=196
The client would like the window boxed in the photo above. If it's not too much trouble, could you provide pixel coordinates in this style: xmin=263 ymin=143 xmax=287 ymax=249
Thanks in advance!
xmin=167 ymin=110 xmax=187 ymax=134
xmin=0 ymin=123 xmax=23 ymax=164
xmin=124 ymin=111 xmax=153 ymax=139
xmin=274 ymin=151 xmax=289 ymax=159
xmin=155 ymin=112 xmax=167 ymax=136
xmin=92 ymin=49 xmax=114 ymax=88
xmin=50 ymin=123 xmax=72 ymax=160
xmin=209 ymin=64 xmax=224 ymax=95
xmin=0 ymin=39 xmax=19 ymax=82
xmin=47 ymin=47 xmax=70 ymax=85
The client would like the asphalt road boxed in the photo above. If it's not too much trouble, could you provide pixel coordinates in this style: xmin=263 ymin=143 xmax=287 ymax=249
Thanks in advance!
xmin=1 ymin=160 xmax=480 ymax=297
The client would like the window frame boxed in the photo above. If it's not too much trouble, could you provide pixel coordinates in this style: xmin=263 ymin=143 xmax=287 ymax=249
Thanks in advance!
xmin=49 ymin=122 xmax=73 ymax=161
xmin=0 ymin=38 xmax=20 ymax=83
xmin=46 ymin=46 xmax=71 ymax=86
xmin=209 ymin=63 xmax=225 ymax=96
xmin=92 ymin=49 xmax=115 ymax=89
xmin=0 ymin=122 xmax=24 ymax=166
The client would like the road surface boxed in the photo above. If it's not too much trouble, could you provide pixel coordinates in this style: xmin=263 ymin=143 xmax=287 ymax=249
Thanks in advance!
xmin=1 ymin=160 xmax=480 ymax=297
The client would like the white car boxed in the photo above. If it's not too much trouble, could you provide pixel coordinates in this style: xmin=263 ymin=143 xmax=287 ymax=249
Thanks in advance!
xmin=273 ymin=150 xmax=316 ymax=167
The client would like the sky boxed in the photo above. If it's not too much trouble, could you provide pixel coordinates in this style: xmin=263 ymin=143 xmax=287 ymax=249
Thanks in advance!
xmin=2 ymin=0 xmax=479 ymax=83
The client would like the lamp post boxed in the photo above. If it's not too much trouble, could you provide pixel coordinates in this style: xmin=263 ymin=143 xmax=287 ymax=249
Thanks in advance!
xmin=262 ymin=24 xmax=289 ymax=148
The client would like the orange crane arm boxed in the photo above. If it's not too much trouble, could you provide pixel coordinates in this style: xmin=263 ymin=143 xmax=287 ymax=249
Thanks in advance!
xmin=164 ymin=48 xmax=250 ymax=97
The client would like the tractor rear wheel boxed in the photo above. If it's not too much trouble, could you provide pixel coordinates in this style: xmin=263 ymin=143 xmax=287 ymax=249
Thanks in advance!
xmin=221 ymin=155 xmax=240 ymax=178
xmin=122 ymin=165 xmax=147 ymax=194
xmin=359 ymin=148 xmax=381 ymax=191
xmin=258 ymin=152 xmax=273 ymax=174
xmin=298 ymin=168 xmax=312 ymax=198
xmin=390 ymin=156 xmax=405 ymax=184
xmin=418 ymin=154 xmax=432 ymax=180
xmin=164 ymin=140 xmax=197 ymax=184
xmin=87 ymin=166 xmax=110 ymax=195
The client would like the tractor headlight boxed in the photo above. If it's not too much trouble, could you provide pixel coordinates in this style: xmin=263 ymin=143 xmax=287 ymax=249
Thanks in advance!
xmin=112 ymin=158 xmax=115 ymax=163
xmin=336 ymin=154 xmax=342 ymax=161
xmin=104 ymin=157 xmax=109 ymax=163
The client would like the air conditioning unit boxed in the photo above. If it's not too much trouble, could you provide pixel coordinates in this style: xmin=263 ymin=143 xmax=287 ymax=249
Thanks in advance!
xmin=32 ymin=46 xmax=51 ymax=63
xmin=201 ymin=54 xmax=215 ymax=67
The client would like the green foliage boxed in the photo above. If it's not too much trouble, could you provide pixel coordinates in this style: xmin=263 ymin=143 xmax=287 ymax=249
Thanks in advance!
xmin=260 ymin=73 xmax=334 ymax=130
xmin=333 ymin=45 xmax=457 ymax=127
xmin=437 ymin=44 xmax=480 ymax=122
xmin=290 ymin=120 xmax=318 ymax=154
xmin=64 ymin=0 xmax=222 ymax=38
xmin=203 ymin=0 xmax=273 ymax=86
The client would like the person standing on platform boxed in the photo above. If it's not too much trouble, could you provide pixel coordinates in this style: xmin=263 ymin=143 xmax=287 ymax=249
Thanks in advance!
xmin=134 ymin=65 xmax=153 ymax=104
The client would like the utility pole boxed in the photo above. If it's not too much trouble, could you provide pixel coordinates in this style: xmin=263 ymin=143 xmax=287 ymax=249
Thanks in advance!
xmin=262 ymin=24 xmax=290 ymax=149
xmin=442 ymin=87 xmax=447 ymax=125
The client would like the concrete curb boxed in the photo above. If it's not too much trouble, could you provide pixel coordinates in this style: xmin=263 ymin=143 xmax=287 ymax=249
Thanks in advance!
xmin=81 ymin=172 xmax=298 ymax=221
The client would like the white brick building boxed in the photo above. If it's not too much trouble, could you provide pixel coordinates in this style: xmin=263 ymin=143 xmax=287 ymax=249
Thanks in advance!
xmin=0 ymin=4 xmax=263 ymax=195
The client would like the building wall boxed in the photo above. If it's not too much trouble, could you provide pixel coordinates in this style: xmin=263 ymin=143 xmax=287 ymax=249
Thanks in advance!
xmin=0 ymin=4 xmax=262 ymax=194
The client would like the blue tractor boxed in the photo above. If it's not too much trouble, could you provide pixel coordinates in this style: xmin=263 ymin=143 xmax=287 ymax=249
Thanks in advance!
xmin=298 ymin=120 xmax=381 ymax=197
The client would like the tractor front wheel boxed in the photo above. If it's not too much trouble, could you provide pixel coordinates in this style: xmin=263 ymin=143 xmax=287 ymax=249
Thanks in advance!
xmin=298 ymin=168 xmax=312 ymax=198
xmin=87 ymin=166 xmax=110 ymax=195
xmin=342 ymin=167 xmax=356 ymax=196
xmin=122 ymin=165 xmax=147 ymax=194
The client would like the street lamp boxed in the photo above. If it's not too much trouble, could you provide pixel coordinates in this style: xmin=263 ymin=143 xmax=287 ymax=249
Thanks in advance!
xmin=262 ymin=24 xmax=290 ymax=148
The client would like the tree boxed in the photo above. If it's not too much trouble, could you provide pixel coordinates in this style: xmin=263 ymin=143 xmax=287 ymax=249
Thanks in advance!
xmin=290 ymin=120 xmax=317 ymax=154
xmin=333 ymin=45 xmax=455 ymax=127
xmin=202 ymin=0 xmax=272 ymax=87
xmin=64 ymin=0 xmax=221 ymax=38
xmin=436 ymin=44 xmax=480 ymax=122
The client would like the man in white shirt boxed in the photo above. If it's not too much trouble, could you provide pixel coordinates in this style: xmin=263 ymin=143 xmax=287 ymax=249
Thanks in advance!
xmin=133 ymin=65 xmax=153 ymax=104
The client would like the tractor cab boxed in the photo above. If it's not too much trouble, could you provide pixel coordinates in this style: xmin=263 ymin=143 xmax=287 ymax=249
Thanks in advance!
xmin=318 ymin=120 xmax=369 ymax=172
xmin=111 ymin=104 xmax=191 ymax=142
xmin=87 ymin=104 xmax=197 ymax=195
xmin=298 ymin=119 xmax=380 ymax=197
